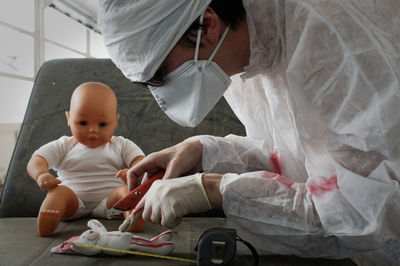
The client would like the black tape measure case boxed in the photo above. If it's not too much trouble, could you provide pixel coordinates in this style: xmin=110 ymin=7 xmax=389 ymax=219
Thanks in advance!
xmin=195 ymin=227 xmax=237 ymax=266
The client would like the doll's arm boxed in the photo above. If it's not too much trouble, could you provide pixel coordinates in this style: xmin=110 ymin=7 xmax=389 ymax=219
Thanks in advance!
xmin=115 ymin=155 xmax=145 ymax=184
xmin=27 ymin=154 xmax=61 ymax=190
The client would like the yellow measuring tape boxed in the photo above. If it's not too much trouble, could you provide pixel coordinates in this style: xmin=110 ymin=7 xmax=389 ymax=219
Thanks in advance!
xmin=64 ymin=241 xmax=197 ymax=264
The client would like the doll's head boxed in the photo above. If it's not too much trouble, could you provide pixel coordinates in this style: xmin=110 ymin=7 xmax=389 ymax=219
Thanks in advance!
xmin=66 ymin=82 xmax=119 ymax=148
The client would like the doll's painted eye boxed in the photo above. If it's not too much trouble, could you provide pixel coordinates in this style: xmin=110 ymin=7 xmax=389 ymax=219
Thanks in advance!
xmin=99 ymin=122 xmax=107 ymax=127
xmin=80 ymin=121 xmax=87 ymax=126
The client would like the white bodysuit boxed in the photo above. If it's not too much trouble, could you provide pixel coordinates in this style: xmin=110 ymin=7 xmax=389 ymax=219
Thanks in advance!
xmin=34 ymin=136 xmax=144 ymax=217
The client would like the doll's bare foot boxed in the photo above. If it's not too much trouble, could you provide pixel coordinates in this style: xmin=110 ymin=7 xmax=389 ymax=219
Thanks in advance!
xmin=120 ymin=210 xmax=145 ymax=232
xmin=38 ymin=209 xmax=62 ymax=237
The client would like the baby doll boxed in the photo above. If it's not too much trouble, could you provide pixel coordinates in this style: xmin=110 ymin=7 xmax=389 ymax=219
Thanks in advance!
xmin=27 ymin=82 xmax=145 ymax=237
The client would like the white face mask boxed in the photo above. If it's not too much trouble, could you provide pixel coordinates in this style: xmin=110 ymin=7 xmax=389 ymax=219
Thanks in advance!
xmin=149 ymin=15 xmax=231 ymax=127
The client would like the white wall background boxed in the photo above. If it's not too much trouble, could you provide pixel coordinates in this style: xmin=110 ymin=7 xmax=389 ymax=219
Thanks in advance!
xmin=0 ymin=0 xmax=108 ymax=185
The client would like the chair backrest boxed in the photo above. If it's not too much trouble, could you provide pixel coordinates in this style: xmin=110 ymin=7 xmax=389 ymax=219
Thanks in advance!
xmin=0 ymin=58 xmax=245 ymax=217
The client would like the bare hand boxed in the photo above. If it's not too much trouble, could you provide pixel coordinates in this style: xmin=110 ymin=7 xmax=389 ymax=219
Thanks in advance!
xmin=36 ymin=173 xmax=61 ymax=191
xmin=127 ymin=139 xmax=203 ymax=191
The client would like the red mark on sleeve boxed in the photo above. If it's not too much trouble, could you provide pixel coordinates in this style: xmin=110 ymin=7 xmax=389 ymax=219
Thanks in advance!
xmin=307 ymin=175 xmax=338 ymax=196
xmin=270 ymin=151 xmax=282 ymax=175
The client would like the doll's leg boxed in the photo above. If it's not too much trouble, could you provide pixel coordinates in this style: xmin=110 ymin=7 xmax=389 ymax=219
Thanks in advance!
xmin=106 ymin=184 xmax=129 ymax=209
xmin=107 ymin=185 xmax=145 ymax=232
xmin=38 ymin=185 xmax=79 ymax=237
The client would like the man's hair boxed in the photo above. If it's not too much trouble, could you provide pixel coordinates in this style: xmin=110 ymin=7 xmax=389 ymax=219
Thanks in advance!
xmin=181 ymin=0 xmax=245 ymax=46
xmin=209 ymin=0 xmax=245 ymax=29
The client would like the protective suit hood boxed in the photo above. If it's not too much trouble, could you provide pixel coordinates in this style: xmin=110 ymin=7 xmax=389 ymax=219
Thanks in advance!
xmin=98 ymin=0 xmax=211 ymax=83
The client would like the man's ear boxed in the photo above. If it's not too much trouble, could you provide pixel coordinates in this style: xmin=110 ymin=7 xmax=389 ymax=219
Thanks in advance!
xmin=184 ymin=7 xmax=222 ymax=45
xmin=65 ymin=111 xmax=70 ymax=126
xmin=201 ymin=7 xmax=222 ymax=45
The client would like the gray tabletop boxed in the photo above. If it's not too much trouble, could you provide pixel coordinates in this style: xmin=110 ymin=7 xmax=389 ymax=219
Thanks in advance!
xmin=0 ymin=217 xmax=356 ymax=266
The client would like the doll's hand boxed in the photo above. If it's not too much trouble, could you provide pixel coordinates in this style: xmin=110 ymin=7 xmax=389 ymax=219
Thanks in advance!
xmin=115 ymin=169 xmax=128 ymax=184
xmin=37 ymin=173 xmax=61 ymax=191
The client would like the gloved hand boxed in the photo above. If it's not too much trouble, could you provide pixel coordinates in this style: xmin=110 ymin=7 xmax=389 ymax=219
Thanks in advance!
xmin=127 ymin=139 xmax=203 ymax=191
xmin=133 ymin=173 xmax=212 ymax=228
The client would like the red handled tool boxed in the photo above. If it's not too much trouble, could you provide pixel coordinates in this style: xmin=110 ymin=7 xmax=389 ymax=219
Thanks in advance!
xmin=107 ymin=171 xmax=165 ymax=218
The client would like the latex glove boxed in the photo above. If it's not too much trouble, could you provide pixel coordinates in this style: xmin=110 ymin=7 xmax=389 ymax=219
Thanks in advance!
xmin=127 ymin=139 xmax=203 ymax=191
xmin=133 ymin=173 xmax=212 ymax=228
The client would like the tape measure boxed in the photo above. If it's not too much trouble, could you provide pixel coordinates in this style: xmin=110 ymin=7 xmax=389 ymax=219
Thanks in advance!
xmin=64 ymin=241 xmax=197 ymax=264
xmin=195 ymin=227 xmax=259 ymax=266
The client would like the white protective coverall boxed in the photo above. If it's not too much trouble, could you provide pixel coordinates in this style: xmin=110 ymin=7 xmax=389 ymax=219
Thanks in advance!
xmin=99 ymin=0 xmax=400 ymax=264
xmin=198 ymin=0 xmax=400 ymax=263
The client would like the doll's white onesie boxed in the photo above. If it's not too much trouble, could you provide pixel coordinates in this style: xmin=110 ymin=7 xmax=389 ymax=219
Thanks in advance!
xmin=33 ymin=136 xmax=144 ymax=219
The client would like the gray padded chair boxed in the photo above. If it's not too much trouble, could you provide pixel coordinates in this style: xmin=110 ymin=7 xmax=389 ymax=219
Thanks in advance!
xmin=0 ymin=58 xmax=245 ymax=218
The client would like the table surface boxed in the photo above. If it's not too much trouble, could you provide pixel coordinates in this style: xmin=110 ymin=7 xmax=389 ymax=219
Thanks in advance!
xmin=0 ymin=217 xmax=356 ymax=266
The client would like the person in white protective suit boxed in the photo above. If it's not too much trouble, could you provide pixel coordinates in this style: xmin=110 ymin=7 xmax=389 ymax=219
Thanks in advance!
xmin=98 ymin=0 xmax=400 ymax=264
